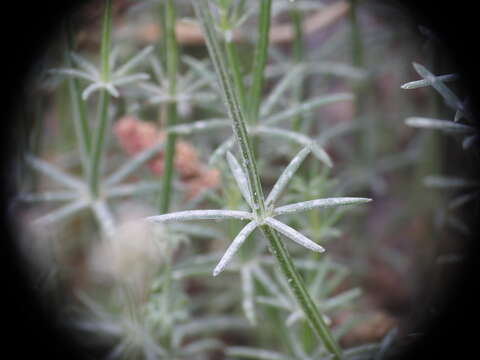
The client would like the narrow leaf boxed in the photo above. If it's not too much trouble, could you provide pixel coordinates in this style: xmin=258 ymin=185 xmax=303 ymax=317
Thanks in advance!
xmin=82 ymin=82 xmax=106 ymax=100
xmin=260 ymin=65 xmax=305 ymax=117
xmin=265 ymin=217 xmax=325 ymax=253
xmin=241 ymin=266 xmax=257 ymax=325
xmin=226 ymin=346 xmax=290 ymax=360
xmin=107 ymin=181 xmax=160 ymax=198
xmin=49 ymin=68 xmax=96 ymax=82
xmin=213 ymin=221 xmax=258 ymax=276
xmin=424 ymin=175 xmax=479 ymax=189
xmin=274 ymin=197 xmax=371 ymax=216
xmin=401 ymin=73 xmax=458 ymax=89
xmin=111 ymin=73 xmax=150 ymax=86
xmin=405 ymin=117 xmax=474 ymax=133
xmin=26 ymin=156 xmax=85 ymax=190
xmin=166 ymin=118 xmax=230 ymax=135
xmin=105 ymin=142 xmax=164 ymax=186
xmin=114 ymin=45 xmax=154 ymax=76
xmin=412 ymin=62 xmax=463 ymax=111
xmin=252 ymin=266 xmax=290 ymax=307
xmin=263 ymin=93 xmax=353 ymax=125
xmin=226 ymin=151 xmax=253 ymax=207
xmin=33 ymin=200 xmax=88 ymax=226
xmin=209 ymin=136 xmax=235 ymax=165
xmin=147 ymin=210 xmax=253 ymax=223
xmin=256 ymin=126 xmax=332 ymax=167
xmin=70 ymin=52 xmax=99 ymax=77
xmin=266 ymin=147 xmax=311 ymax=207
xmin=19 ymin=190 xmax=78 ymax=203
xmin=91 ymin=200 xmax=116 ymax=237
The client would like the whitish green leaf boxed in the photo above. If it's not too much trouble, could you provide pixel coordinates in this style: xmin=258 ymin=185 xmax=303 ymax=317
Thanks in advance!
xmin=226 ymin=151 xmax=253 ymax=207
xmin=260 ymin=65 xmax=305 ymax=117
xmin=107 ymin=181 xmax=160 ymax=198
xmin=33 ymin=200 xmax=88 ymax=226
xmin=256 ymin=126 xmax=332 ymax=167
xmin=213 ymin=221 xmax=258 ymax=276
xmin=27 ymin=156 xmax=85 ymax=190
xmin=266 ymin=147 xmax=311 ymax=207
xmin=449 ymin=191 xmax=479 ymax=210
xmin=172 ymin=317 xmax=248 ymax=348
xmin=265 ymin=217 xmax=325 ymax=253
xmin=209 ymin=136 xmax=235 ymax=165
xmin=226 ymin=346 xmax=290 ymax=360
xmin=323 ymin=288 xmax=362 ymax=311
xmin=166 ymin=118 xmax=230 ymax=135
xmin=181 ymin=339 xmax=223 ymax=355
xmin=401 ymin=73 xmax=458 ymax=89
xmin=82 ymin=82 xmax=108 ymax=100
xmin=91 ymin=200 xmax=116 ymax=237
xmin=318 ymin=122 xmax=358 ymax=145
xmin=252 ymin=266 xmax=289 ymax=307
xmin=263 ymin=93 xmax=353 ymax=125
xmin=424 ymin=175 xmax=479 ymax=189
xmin=274 ymin=197 xmax=371 ymax=216
xmin=412 ymin=63 xmax=462 ymax=111
xmin=105 ymin=142 xmax=164 ymax=186
xmin=405 ymin=117 xmax=474 ymax=133
xmin=111 ymin=73 xmax=150 ymax=86
xmin=49 ymin=68 xmax=96 ymax=82
xmin=374 ymin=327 xmax=398 ymax=360
xmin=241 ymin=266 xmax=257 ymax=325
xmin=70 ymin=52 xmax=99 ymax=76
xmin=19 ymin=191 xmax=78 ymax=203
xmin=182 ymin=55 xmax=218 ymax=88
xmin=114 ymin=45 xmax=154 ymax=77
xmin=463 ymin=134 xmax=478 ymax=150
xmin=147 ymin=210 xmax=253 ymax=223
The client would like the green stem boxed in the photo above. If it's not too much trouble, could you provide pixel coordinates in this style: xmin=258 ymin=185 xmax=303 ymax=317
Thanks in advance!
xmin=248 ymin=0 xmax=272 ymax=123
xmin=100 ymin=0 xmax=112 ymax=83
xmin=195 ymin=3 xmax=342 ymax=358
xmin=290 ymin=8 xmax=305 ymax=133
xmin=89 ymin=0 xmax=112 ymax=198
xmin=194 ymin=0 xmax=265 ymax=215
xmin=261 ymin=225 xmax=343 ymax=360
xmin=225 ymin=39 xmax=247 ymax=111
xmin=65 ymin=21 xmax=91 ymax=181
xmin=159 ymin=0 xmax=179 ymax=214
xmin=348 ymin=0 xmax=372 ymax=165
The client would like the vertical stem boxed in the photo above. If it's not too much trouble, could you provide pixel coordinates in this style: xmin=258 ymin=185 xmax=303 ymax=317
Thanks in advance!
xmin=290 ymin=8 xmax=305 ymax=133
xmin=194 ymin=3 xmax=342 ymax=358
xmin=194 ymin=0 xmax=265 ymax=215
xmin=225 ymin=39 xmax=247 ymax=111
xmin=159 ymin=0 xmax=179 ymax=214
xmin=248 ymin=0 xmax=273 ymax=124
xmin=65 ymin=21 xmax=91 ymax=181
xmin=349 ymin=0 xmax=372 ymax=165
xmin=89 ymin=0 xmax=112 ymax=198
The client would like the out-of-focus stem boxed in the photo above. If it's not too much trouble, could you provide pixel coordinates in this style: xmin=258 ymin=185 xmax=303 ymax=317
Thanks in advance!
xmin=248 ymin=0 xmax=273 ymax=124
xmin=65 ymin=22 xmax=91 ymax=181
xmin=159 ymin=0 xmax=179 ymax=214
xmin=89 ymin=0 xmax=112 ymax=198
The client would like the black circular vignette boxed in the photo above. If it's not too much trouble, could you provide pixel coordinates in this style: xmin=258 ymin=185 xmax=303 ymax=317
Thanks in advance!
xmin=2 ymin=1 xmax=479 ymax=359
xmin=1 ymin=1 xmax=103 ymax=359
xmin=388 ymin=1 xmax=480 ymax=359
